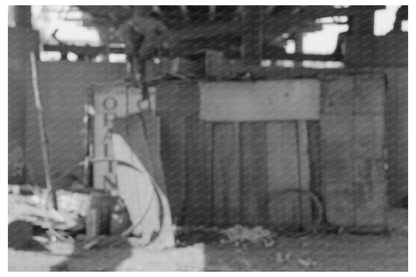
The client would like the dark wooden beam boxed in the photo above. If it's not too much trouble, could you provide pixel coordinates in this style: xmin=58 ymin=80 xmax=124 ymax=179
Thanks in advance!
xmin=14 ymin=6 xmax=32 ymax=28
xmin=42 ymin=44 xmax=125 ymax=56
xmin=167 ymin=7 xmax=358 ymax=39
xmin=349 ymin=6 xmax=376 ymax=34
xmin=241 ymin=6 xmax=264 ymax=62
xmin=264 ymin=52 xmax=343 ymax=61
xmin=43 ymin=43 xmax=343 ymax=62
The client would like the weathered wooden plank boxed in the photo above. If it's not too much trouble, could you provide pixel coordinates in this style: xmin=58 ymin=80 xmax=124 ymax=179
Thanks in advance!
xmin=8 ymin=58 xmax=28 ymax=183
xmin=320 ymin=115 xmax=355 ymax=227
xmin=321 ymin=77 xmax=354 ymax=115
xmin=213 ymin=123 xmax=241 ymax=226
xmin=384 ymin=69 xmax=400 ymax=206
xmin=181 ymin=115 xmax=195 ymax=226
xmin=241 ymin=6 xmax=263 ymax=62
xmin=184 ymin=116 xmax=214 ymax=226
xmin=46 ymin=62 xmax=87 ymax=187
xmin=202 ymin=122 xmax=214 ymax=226
xmin=240 ymin=123 xmax=257 ymax=225
xmin=395 ymin=68 xmax=408 ymax=206
xmin=352 ymin=115 xmax=387 ymax=229
xmin=8 ymin=27 xmax=39 ymax=60
xmin=141 ymin=112 xmax=166 ymax=193
xmin=160 ymin=116 xmax=187 ymax=224
xmin=113 ymin=115 xmax=153 ymax=175
xmin=156 ymin=81 xmax=200 ymax=117
xmin=266 ymin=122 xmax=302 ymax=230
xmin=251 ymin=123 xmax=269 ymax=226
xmin=240 ymin=122 xmax=268 ymax=226
xmin=199 ymin=80 xmax=320 ymax=121
xmin=297 ymin=121 xmax=313 ymax=230
xmin=353 ymin=74 xmax=385 ymax=115
xmin=307 ymin=121 xmax=323 ymax=199
xmin=297 ymin=121 xmax=311 ymax=191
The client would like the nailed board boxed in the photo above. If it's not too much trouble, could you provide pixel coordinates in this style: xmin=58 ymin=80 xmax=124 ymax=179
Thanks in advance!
xmin=321 ymin=115 xmax=355 ymax=227
xmin=352 ymin=115 xmax=387 ymax=227
xmin=199 ymin=80 xmax=320 ymax=121
xmin=384 ymin=68 xmax=408 ymax=207
xmin=320 ymin=74 xmax=388 ymax=230
xmin=240 ymin=122 xmax=268 ymax=226
xmin=160 ymin=116 xmax=187 ymax=224
xmin=213 ymin=123 xmax=241 ymax=226
xmin=321 ymin=115 xmax=387 ymax=229
xmin=266 ymin=122 xmax=312 ymax=231
xmin=183 ymin=116 xmax=214 ymax=226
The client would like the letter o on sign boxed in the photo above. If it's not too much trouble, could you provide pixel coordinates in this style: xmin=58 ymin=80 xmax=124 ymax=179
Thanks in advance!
xmin=103 ymin=97 xmax=117 ymax=110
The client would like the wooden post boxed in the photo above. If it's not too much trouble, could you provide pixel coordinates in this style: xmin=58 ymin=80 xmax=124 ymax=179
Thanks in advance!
xmin=349 ymin=7 xmax=375 ymax=35
xmin=241 ymin=6 xmax=264 ymax=63
xmin=294 ymin=32 xmax=303 ymax=67
xmin=29 ymin=52 xmax=58 ymax=210
xmin=14 ymin=6 xmax=32 ymax=28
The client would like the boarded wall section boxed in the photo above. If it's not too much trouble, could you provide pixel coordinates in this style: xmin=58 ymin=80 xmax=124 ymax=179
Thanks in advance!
xmin=157 ymin=81 xmax=316 ymax=229
xmin=384 ymin=67 xmax=408 ymax=207
xmin=320 ymin=74 xmax=387 ymax=231
xmin=24 ymin=62 xmax=126 ymax=187
xmin=8 ymin=27 xmax=39 ymax=183
xmin=157 ymin=78 xmax=389 ymax=231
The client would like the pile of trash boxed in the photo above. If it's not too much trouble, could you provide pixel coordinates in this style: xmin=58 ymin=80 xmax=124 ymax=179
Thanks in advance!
xmin=8 ymin=185 xmax=90 ymax=233
xmin=220 ymin=225 xmax=276 ymax=247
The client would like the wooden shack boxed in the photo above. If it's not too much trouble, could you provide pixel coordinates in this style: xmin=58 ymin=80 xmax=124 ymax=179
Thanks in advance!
xmin=155 ymin=74 xmax=388 ymax=232
xmin=8 ymin=6 xmax=407 ymax=233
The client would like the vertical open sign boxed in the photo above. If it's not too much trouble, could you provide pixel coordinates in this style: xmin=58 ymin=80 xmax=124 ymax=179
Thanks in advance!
xmin=92 ymin=85 xmax=156 ymax=191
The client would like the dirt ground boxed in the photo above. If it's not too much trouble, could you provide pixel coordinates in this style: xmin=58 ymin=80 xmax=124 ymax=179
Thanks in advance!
xmin=8 ymin=231 xmax=407 ymax=271
xmin=8 ymin=205 xmax=408 ymax=271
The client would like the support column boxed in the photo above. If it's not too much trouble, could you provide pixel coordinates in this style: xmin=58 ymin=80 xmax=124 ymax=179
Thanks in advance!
xmin=241 ymin=6 xmax=264 ymax=63
xmin=14 ymin=6 xmax=32 ymax=28
xmin=294 ymin=32 xmax=303 ymax=67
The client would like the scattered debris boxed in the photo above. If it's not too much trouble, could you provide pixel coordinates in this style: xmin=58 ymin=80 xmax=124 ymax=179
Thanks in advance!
xmin=221 ymin=225 xmax=276 ymax=247
xmin=276 ymin=251 xmax=292 ymax=264
xmin=8 ymin=185 xmax=91 ymax=241
xmin=297 ymin=257 xmax=318 ymax=268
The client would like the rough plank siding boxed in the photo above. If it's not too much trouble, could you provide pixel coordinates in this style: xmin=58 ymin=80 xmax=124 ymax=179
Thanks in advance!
xmin=9 ymin=59 xmax=29 ymax=183
xmin=352 ymin=115 xmax=387 ymax=228
xmin=213 ymin=123 xmax=241 ymax=226
xmin=240 ymin=122 xmax=268 ymax=226
xmin=321 ymin=77 xmax=354 ymax=115
xmin=46 ymin=62 xmax=87 ymax=187
xmin=297 ymin=121 xmax=313 ymax=229
xmin=321 ymin=115 xmax=355 ymax=226
xmin=385 ymin=68 xmax=408 ymax=207
xmin=320 ymin=75 xmax=387 ymax=230
xmin=266 ymin=122 xmax=302 ymax=229
xmin=141 ymin=112 xmax=166 ymax=193
xmin=160 ymin=115 xmax=186 ymax=224
xmin=184 ymin=117 xmax=214 ymax=226
xmin=156 ymin=81 xmax=200 ymax=117
xmin=395 ymin=68 xmax=408 ymax=206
